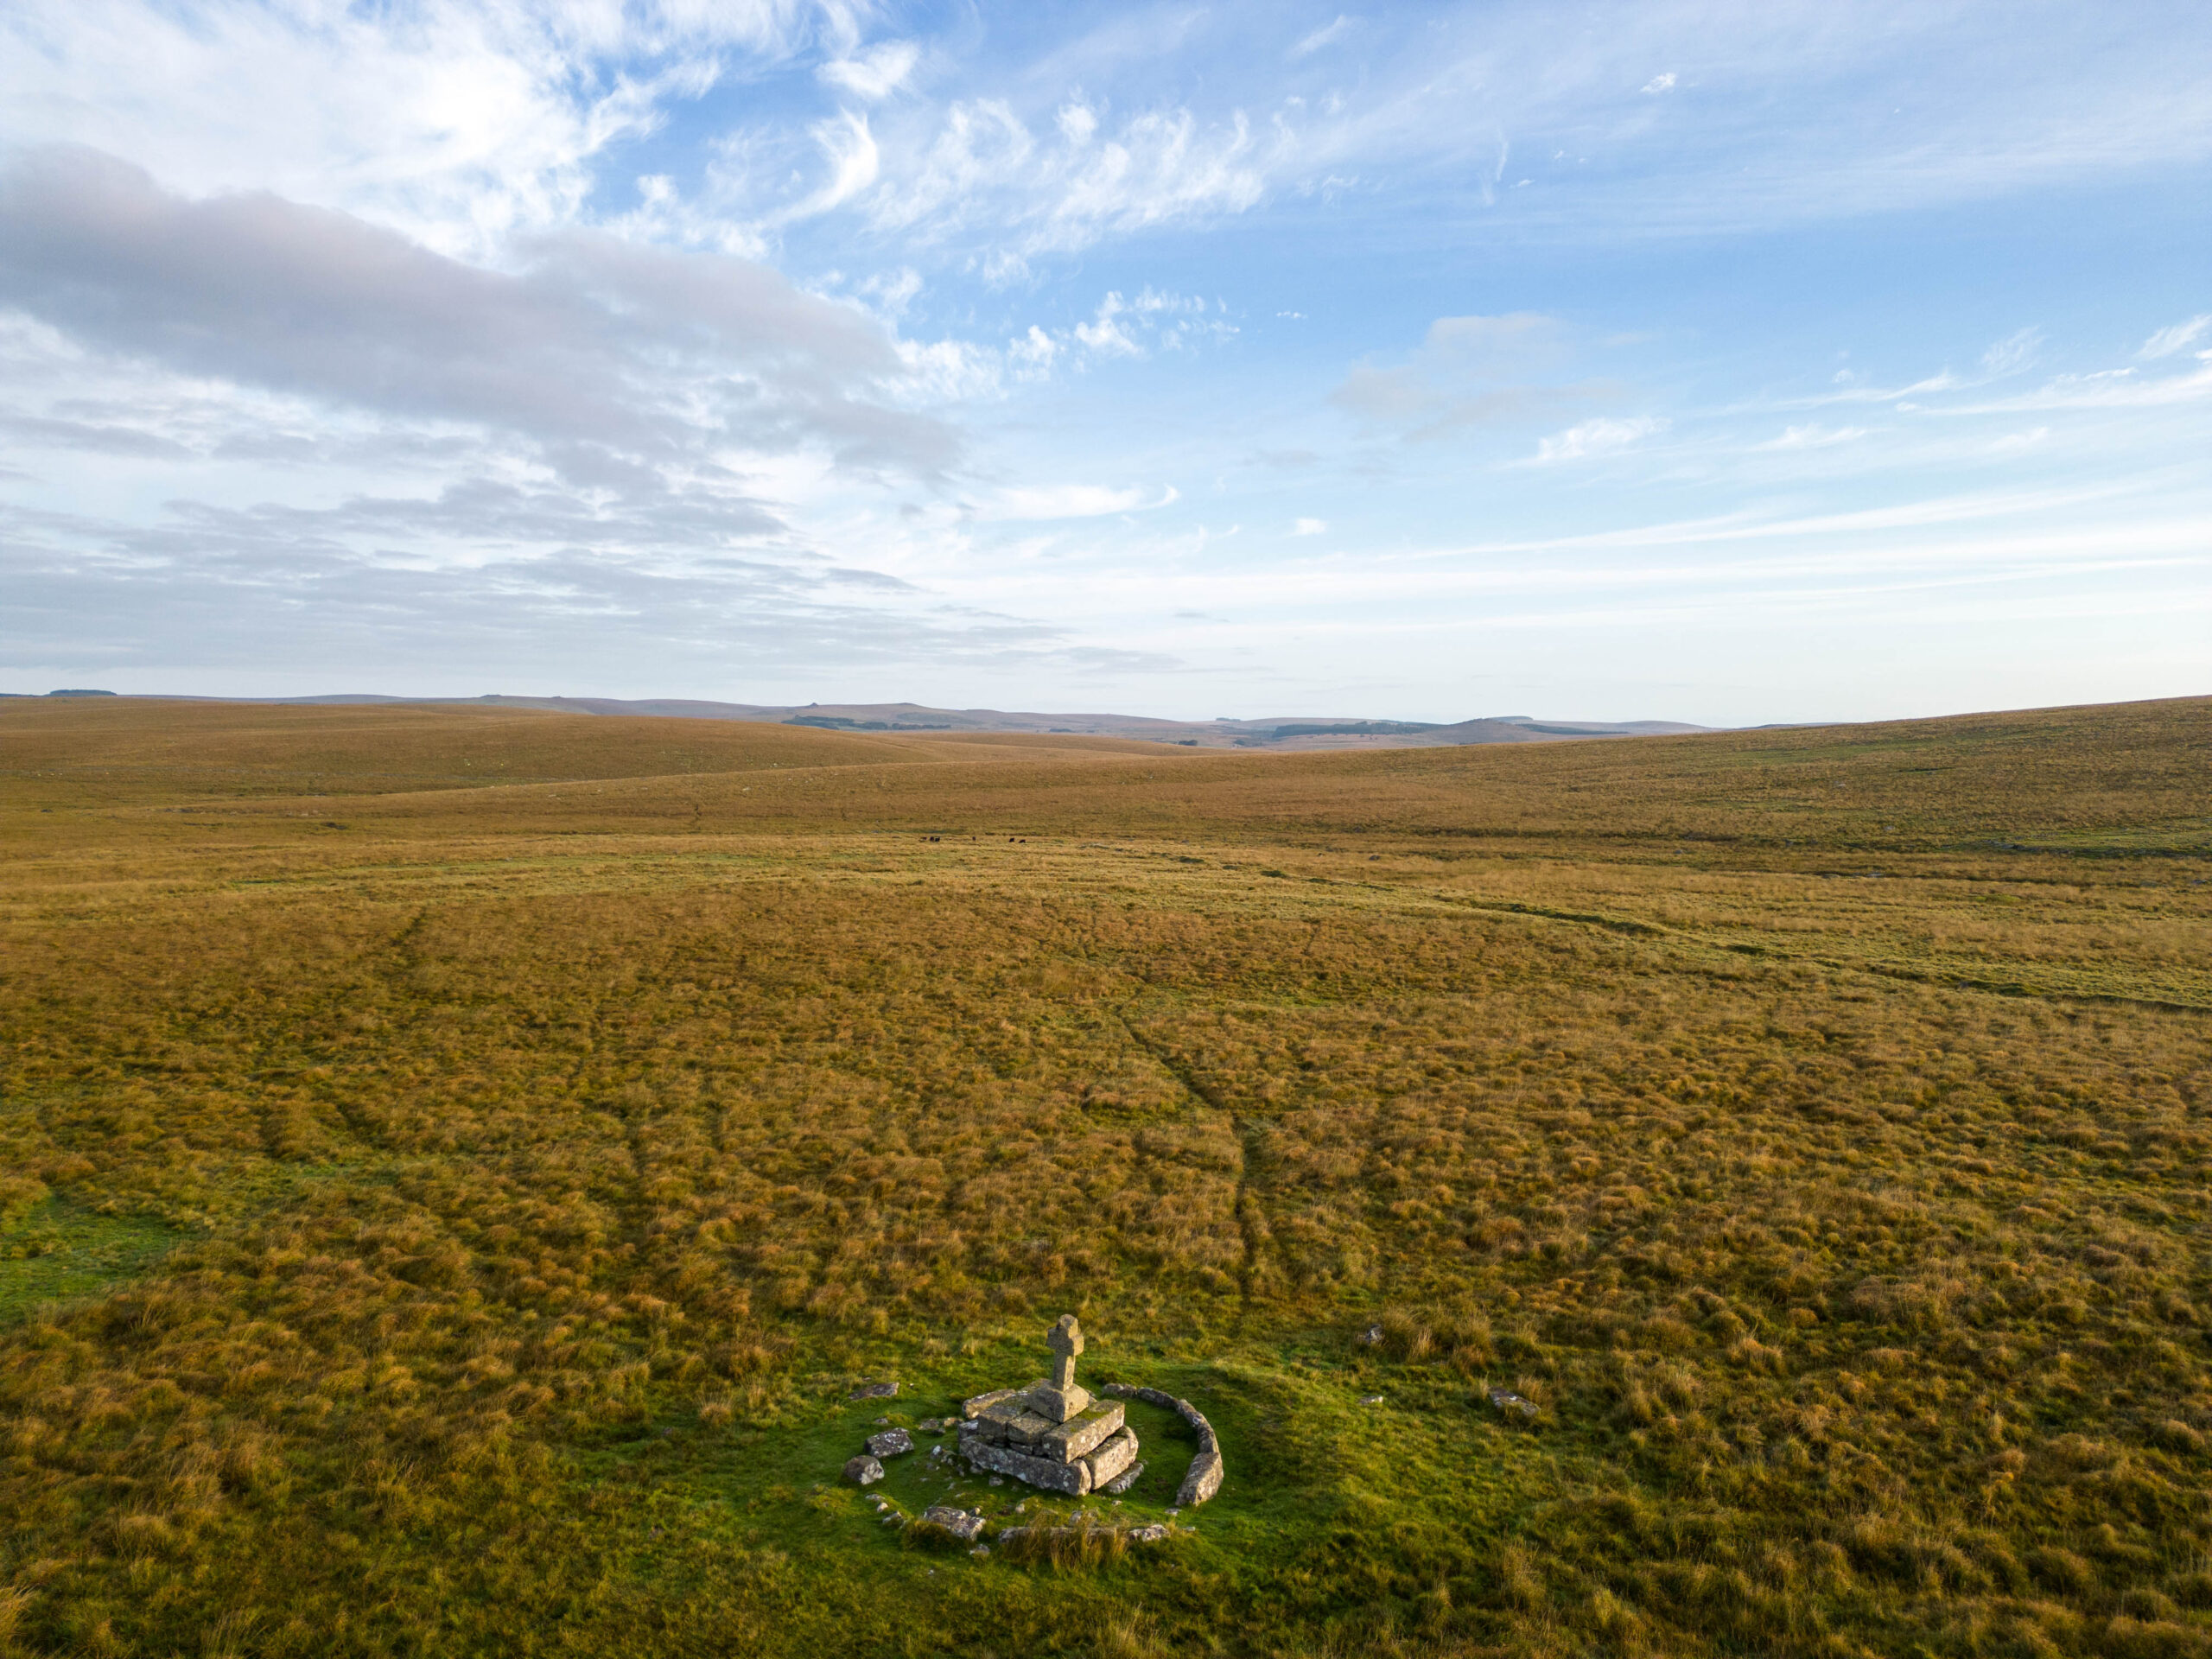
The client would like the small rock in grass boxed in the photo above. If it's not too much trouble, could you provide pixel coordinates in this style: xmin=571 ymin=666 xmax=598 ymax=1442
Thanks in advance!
xmin=969 ymin=1545 xmax=990 ymax=1559
xmin=1361 ymin=1325 xmax=1383 ymax=1344
xmin=988 ymin=1475 xmax=1003 ymax=1486
xmin=923 ymin=1505 xmax=987 ymax=1543
xmin=1359 ymin=1395 xmax=1385 ymax=1406
xmin=1488 ymin=1388 xmax=1539 ymax=1421
xmin=844 ymin=1455 xmax=885 ymax=1486
xmin=867 ymin=1428 xmax=914 ymax=1459
xmin=849 ymin=1381 xmax=899 ymax=1402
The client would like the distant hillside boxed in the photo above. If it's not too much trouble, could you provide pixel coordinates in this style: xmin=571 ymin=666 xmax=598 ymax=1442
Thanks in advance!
xmin=208 ymin=693 xmax=1711 ymax=749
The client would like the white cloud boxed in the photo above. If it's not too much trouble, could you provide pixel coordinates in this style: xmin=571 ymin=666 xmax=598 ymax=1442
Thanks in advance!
xmin=990 ymin=289 xmax=1235 ymax=385
xmin=0 ymin=0 xmax=836 ymax=258
xmin=818 ymin=40 xmax=920 ymax=101
xmin=1009 ymin=325 xmax=1060 ymax=373
xmin=1980 ymin=327 xmax=2044 ymax=376
xmin=1425 ymin=484 xmax=2142 ymax=557
xmin=1293 ymin=517 xmax=1327 ymax=535
xmin=1290 ymin=16 xmax=1354 ymax=59
xmin=1759 ymin=423 xmax=1868 ymax=450
xmin=986 ymin=482 xmax=1179 ymax=521
xmin=1530 ymin=416 xmax=1667 ymax=464
xmin=1757 ymin=370 xmax=1963 ymax=411
xmin=1057 ymin=103 xmax=1098 ymax=147
xmin=2140 ymin=314 xmax=2212 ymax=359
xmin=1072 ymin=291 xmax=1142 ymax=357
xmin=781 ymin=110 xmax=881 ymax=220
xmin=1641 ymin=72 xmax=1677 ymax=94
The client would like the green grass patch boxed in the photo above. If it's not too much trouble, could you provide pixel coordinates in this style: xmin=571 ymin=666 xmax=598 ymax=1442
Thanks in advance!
xmin=0 ymin=1195 xmax=182 ymax=1325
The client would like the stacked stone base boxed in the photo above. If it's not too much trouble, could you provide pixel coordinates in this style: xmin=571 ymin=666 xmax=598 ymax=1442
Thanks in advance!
xmin=959 ymin=1379 xmax=1140 ymax=1496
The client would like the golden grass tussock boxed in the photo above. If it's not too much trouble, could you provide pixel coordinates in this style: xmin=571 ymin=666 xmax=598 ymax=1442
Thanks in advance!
xmin=0 ymin=693 xmax=2206 ymax=1656
xmin=996 ymin=1518 xmax=1135 ymax=1570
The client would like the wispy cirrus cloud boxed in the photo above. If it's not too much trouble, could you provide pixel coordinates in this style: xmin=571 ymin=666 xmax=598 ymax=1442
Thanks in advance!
xmin=10 ymin=2 xmax=2210 ymax=271
xmin=1934 ymin=359 xmax=2212 ymax=416
xmin=819 ymin=39 xmax=921 ymax=101
xmin=1528 ymin=416 xmax=1667 ymax=464
xmin=979 ymin=482 xmax=1180 ymax=521
xmin=1758 ymin=423 xmax=1869 ymax=450
xmin=1289 ymin=16 xmax=1355 ymax=59
xmin=853 ymin=99 xmax=1274 ymax=266
xmin=1980 ymin=327 xmax=2044 ymax=376
xmin=2140 ymin=314 xmax=2211 ymax=359
xmin=0 ymin=0 xmax=868 ymax=257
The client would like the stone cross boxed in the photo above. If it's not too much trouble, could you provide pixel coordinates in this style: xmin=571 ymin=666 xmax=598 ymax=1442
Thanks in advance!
xmin=1046 ymin=1313 xmax=1084 ymax=1393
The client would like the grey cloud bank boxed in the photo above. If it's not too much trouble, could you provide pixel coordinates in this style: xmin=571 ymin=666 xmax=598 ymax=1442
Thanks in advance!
xmin=0 ymin=146 xmax=957 ymax=477
xmin=3 ymin=486 xmax=1177 ymax=691
xmin=0 ymin=144 xmax=1057 ymax=701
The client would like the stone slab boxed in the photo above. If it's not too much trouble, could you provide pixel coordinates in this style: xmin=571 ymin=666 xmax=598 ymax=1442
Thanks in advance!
xmin=961 ymin=1387 xmax=1022 ymax=1420
xmin=972 ymin=1395 xmax=1058 ymax=1446
xmin=1044 ymin=1402 xmax=1125 ymax=1464
xmin=971 ymin=1395 xmax=1123 ymax=1462
xmin=865 ymin=1427 xmax=912 ymax=1459
xmin=1083 ymin=1426 xmax=1139 ymax=1487
xmin=964 ymin=1435 xmax=1091 ymax=1494
xmin=1028 ymin=1382 xmax=1091 ymax=1424
xmin=843 ymin=1455 xmax=884 ymax=1486
xmin=1176 ymin=1447 xmax=1224 ymax=1508
xmin=1099 ymin=1459 xmax=1146 ymax=1496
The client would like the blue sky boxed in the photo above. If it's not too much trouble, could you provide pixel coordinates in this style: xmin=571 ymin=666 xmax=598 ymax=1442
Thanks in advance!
xmin=2 ymin=1 xmax=2206 ymax=723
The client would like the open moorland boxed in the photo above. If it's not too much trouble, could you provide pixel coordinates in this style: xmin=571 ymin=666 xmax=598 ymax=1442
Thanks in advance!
xmin=2 ymin=694 xmax=2209 ymax=1658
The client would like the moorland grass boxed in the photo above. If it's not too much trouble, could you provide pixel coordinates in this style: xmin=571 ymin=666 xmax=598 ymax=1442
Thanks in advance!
xmin=0 ymin=695 xmax=2207 ymax=1656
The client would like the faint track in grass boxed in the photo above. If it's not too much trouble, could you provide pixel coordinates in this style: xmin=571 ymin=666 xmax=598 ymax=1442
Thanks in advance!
xmin=1114 ymin=1004 xmax=1273 ymax=1321
xmin=314 ymin=905 xmax=434 ymax=1159
xmin=1418 ymin=889 xmax=2211 ymax=1014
